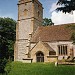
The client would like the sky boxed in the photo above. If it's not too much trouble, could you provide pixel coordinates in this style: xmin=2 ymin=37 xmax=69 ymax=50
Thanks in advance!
xmin=0 ymin=0 xmax=75 ymax=25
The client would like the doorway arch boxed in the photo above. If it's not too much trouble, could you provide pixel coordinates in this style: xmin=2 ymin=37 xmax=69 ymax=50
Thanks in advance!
xmin=36 ymin=51 xmax=44 ymax=62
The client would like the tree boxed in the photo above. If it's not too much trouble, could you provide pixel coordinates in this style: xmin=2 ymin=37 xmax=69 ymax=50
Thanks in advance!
xmin=56 ymin=0 xmax=75 ymax=13
xmin=0 ymin=17 xmax=16 ymax=60
xmin=57 ymin=0 xmax=75 ymax=44
xmin=0 ymin=17 xmax=16 ymax=74
xmin=42 ymin=18 xmax=54 ymax=26
xmin=68 ymin=25 xmax=75 ymax=44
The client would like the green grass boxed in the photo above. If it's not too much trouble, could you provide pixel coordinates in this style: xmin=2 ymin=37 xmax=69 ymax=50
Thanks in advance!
xmin=5 ymin=62 xmax=75 ymax=75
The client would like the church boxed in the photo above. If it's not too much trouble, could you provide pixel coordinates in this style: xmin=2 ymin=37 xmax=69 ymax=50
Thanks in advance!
xmin=14 ymin=0 xmax=75 ymax=63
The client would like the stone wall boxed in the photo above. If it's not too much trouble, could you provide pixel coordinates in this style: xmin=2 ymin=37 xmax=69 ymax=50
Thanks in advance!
xmin=14 ymin=40 xmax=29 ymax=61
xmin=31 ymin=41 xmax=49 ymax=62
xmin=14 ymin=0 xmax=43 ymax=62
xmin=30 ymin=41 xmax=74 ymax=62
xmin=18 ymin=2 xmax=34 ymax=20
xmin=73 ymin=45 xmax=75 ymax=57
xmin=48 ymin=41 xmax=73 ymax=60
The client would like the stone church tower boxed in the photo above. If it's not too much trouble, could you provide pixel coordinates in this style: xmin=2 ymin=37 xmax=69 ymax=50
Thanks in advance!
xmin=14 ymin=0 xmax=43 ymax=61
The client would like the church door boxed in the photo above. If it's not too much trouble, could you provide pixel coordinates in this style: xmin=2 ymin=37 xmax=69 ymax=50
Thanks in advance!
xmin=36 ymin=51 xmax=44 ymax=62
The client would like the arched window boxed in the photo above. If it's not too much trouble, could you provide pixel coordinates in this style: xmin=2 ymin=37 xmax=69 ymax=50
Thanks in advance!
xmin=36 ymin=51 xmax=44 ymax=62
xmin=24 ymin=9 xmax=28 ymax=16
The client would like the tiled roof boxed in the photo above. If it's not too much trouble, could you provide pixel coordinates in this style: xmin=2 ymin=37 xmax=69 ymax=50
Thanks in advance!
xmin=31 ymin=23 xmax=75 ymax=42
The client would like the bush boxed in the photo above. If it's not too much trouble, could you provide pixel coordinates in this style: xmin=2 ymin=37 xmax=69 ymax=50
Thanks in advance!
xmin=0 ymin=58 xmax=7 ymax=74
xmin=5 ymin=62 xmax=11 ymax=75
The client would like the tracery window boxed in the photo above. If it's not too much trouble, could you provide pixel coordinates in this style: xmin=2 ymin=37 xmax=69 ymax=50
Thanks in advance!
xmin=58 ymin=45 xmax=67 ymax=55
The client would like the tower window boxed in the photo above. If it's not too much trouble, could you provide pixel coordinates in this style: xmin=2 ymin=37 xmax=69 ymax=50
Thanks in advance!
xmin=38 ymin=11 xmax=40 ymax=17
xmin=58 ymin=45 xmax=67 ymax=55
xmin=24 ymin=9 xmax=28 ymax=16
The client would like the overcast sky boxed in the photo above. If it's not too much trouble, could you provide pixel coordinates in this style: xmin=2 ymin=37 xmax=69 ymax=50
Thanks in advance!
xmin=0 ymin=0 xmax=75 ymax=25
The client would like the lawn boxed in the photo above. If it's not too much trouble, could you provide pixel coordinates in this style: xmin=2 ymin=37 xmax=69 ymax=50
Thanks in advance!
xmin=4 ymin=62 xmax=75 ymax=75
